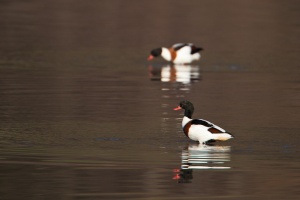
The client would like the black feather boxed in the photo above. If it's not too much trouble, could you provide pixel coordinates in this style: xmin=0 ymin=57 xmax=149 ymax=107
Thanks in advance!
xmin=190 ymin=119 xmax=213 ymax=127
xmin=191 ymin=47 xmax=203 ymax=54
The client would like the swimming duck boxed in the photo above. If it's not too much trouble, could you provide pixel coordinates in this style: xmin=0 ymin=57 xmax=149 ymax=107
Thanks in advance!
xmin=174 ymin=100 xmax=234 ymax=144
xmin=147 ymin=43 xmax=203 ymax=64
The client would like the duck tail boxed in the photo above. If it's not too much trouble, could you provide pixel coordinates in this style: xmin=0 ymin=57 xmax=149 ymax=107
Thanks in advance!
xmin=215 ymin=132 xmax=234 ymax=141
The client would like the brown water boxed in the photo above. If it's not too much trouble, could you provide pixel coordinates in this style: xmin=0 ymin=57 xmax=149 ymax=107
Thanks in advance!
xmin=0 ymin=0 xmax=300 ymax=199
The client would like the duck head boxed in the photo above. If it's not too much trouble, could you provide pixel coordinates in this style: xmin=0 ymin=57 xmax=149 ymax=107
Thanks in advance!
xmin=147 ymin=48 xmax=162 ymax=60
xmin=174 ymin=100 xmax=194 ymax=118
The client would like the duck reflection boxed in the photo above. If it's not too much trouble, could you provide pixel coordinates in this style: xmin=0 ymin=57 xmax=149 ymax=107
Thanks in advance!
xmin=148 ymin=64 xmax=200 ymax=84
xmin=156 ymin=64 xmax=200 ymax=137
xmin=173 ymin=143 xmax=231 ymax=183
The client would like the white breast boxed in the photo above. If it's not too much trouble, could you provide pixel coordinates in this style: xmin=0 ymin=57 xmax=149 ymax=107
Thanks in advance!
xmin=182 ymin=116 xmax=191 ymax=128
xmin=160 ymin=47 xmax=171 ymax=61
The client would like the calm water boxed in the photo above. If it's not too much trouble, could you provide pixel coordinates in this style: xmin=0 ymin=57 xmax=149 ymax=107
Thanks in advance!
xmin=0 ymin=0 xmax=300 ymax=199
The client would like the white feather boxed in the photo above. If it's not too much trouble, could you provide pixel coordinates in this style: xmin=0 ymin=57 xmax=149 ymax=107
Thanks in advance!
xmin=174 ymin=46 xmax=200 ymax=64
xmin=160 ymin=47 xmax=171 ymax=61
xmin=181 ymin=117 xmax=232 ymax=144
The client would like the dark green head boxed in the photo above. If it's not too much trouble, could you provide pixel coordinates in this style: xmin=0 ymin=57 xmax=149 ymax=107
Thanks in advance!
xmin=174 ymin=100 xmax=195 ymax=118
xmin=150 ymin=48 xmax=162 ymax=57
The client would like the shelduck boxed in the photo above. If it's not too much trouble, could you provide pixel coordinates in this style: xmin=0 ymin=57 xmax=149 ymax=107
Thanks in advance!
xmin=174 ymin=100 xmax=234 ymax=144
xmin=147 ymin=43 xmax=203 ymax=64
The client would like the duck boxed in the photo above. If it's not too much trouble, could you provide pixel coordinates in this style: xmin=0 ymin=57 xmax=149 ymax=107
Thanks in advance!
xmin=174 ymin=100 xmax=234 ymax=144
xmin=147 ymin=43 xmax=203 ymax=64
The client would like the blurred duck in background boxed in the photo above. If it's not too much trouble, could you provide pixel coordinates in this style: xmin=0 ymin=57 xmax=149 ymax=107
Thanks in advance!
xmin=147 ymin=43 xmax=203 ymax=64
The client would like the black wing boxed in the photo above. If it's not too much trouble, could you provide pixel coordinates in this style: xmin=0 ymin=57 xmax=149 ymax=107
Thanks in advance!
xmin=190 ymin=45 xmax=203 ymax=54
xmin=172 ymin=43 xmax=203 ymax=54
xmin=172 ymin=43 xmax=188 ymax=51
xmin=191 ymin=119 xmax=228 ymax=134
xmin=190 ymin=119 xmax=213 ymax=127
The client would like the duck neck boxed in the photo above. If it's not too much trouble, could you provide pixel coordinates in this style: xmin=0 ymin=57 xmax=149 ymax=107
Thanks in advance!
xmin=161 ymin=47 xmax=171 ymax=61
xmin=182 ymin=116 xmax=191 ymax=128
xmin=182 ymin=109 xmax=193 ymax=128
xmin=184 ymin=109 xmax=193 ymax=119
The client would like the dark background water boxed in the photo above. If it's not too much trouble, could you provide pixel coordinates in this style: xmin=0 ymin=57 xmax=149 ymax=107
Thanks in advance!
xmin=0 ymin=0 xmax=299 ymax=199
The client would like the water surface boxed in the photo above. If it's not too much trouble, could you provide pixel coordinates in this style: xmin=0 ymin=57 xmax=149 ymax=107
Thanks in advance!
xmin=0 ymin=0 xmax=299 ymax=199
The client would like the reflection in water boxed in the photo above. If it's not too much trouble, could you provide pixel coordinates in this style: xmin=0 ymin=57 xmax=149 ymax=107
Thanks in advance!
xmin=150 ymin=64 xmax=201 ymax=138
xmin=0 ymin=0 xmax=299 ymax=198
xmin=173 ymin=143 xmax=231 ymax=183
xmin=148 ymin=64 xmax=200 ymax=84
